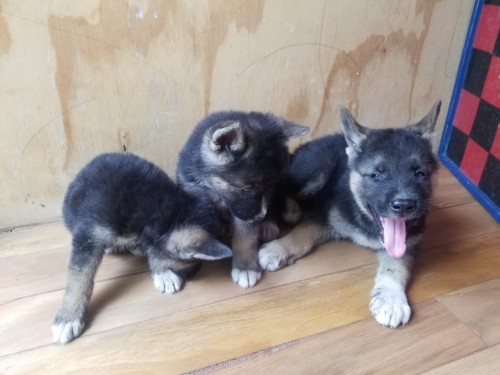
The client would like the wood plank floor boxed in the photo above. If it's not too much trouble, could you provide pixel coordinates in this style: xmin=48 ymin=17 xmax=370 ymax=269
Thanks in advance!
xmin=0 ymin=167 xmax=498 ymax=375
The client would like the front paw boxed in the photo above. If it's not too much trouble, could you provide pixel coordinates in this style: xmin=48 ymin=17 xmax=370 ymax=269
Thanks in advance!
xmin=153 ymin=270 xmax=184 ymax=294
xmin=52 ymin=316 xmax=85 ymax=344
xmin=259 ymin=240 xmax=294 ymax=271
xmin=369 ymin=287 xmax=411 ymax=328
xmin=231 ymin=268 xmax=261 ymax=289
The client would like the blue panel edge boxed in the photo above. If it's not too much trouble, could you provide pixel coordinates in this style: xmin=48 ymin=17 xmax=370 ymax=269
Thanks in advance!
xmin=438 ymin=0 xmax=500 ymax=223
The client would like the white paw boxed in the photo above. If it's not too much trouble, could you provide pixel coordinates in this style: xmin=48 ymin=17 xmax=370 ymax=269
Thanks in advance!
xmin=282 ymin=198 xmax=302 ymax=224
xmin=370 ymin=287 xmax=411 ymax=328
xmin=52 ymin=320 xmax=85 ymax=344
xmin=231 ymin=268 xmax=261 ymax=289
xmin=153 ymin=270 xmax=184 ymax=294
xmin=260 ymin=221 xmax=280 ymax=242
xmin=259 ymin=240 xmax=291 ymax=271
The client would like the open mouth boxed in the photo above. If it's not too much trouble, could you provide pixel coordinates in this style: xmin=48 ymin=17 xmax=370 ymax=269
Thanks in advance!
xmin=370 ymin=206 xmax=407 ymax=258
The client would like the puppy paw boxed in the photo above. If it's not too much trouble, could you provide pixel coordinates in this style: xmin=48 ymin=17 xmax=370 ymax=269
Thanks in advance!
xmin=369 ymin=287 xmax=411 ymax=328
xmin=153 ymin=270 xmax=184 ymax=294
xmin=260 ymin=221 xmax=280 ymax=242
xmin=282 ymin=198 xmax=302 ymax=224
xmin=52 ymin=318 xmax=85 ymax=344
xmin=259 ymin=240 xmax=294 ymax=271
xmin=231 ymin=268 xmax=261 ymax=289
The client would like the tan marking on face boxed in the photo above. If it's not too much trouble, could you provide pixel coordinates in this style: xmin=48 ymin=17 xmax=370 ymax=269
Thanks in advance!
xmin=349 ymin=170 xmax=372 ymax=218
xmin=357 ymin=154 xmax=385 ymax=175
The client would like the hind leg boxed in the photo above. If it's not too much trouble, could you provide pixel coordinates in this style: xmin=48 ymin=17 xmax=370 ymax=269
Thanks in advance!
xmin=52 ymin=232 xmax=104 ymax=344
xmin=370 ymin=251 xmax=414 ymax=328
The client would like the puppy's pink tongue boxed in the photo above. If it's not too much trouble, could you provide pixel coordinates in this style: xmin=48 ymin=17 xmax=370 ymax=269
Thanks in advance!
xmin=381 ymin=218 xmax=406 ymax=257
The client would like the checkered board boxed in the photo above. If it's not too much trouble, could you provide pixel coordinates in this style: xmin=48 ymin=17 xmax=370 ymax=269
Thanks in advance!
xmin=439 ymin=0 xmax=500 ymax=222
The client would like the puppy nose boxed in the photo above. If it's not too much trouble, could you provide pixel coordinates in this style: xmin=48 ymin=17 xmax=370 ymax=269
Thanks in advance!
xmin=391 ymin=199 xmax=416 ymax=215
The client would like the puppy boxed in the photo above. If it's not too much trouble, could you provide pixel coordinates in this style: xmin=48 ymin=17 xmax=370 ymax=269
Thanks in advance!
xmin=259 ymin=101 xmax=441 ymax=328
xmin=52 ymin=153 xmax=231 ymax=344
xmin=177 ymin=111 xmax=309 ymax=288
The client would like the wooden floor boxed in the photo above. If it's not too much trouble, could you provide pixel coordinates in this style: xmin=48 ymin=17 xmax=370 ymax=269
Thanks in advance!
xmin=1 ymin=167 xmax=499 ymax=375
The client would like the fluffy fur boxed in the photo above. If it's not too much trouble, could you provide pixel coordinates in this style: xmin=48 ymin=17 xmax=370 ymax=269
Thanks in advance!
xmin=259 ymin=101 xmax=441 ymax=327
xmin=177 ymin=111 xmax=309 ymax=288
xmin=52 ymin=153 xmax=232 ymax=344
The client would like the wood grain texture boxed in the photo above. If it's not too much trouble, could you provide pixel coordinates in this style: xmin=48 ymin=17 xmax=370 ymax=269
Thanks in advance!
xmin=0 ymin=232 xmax=376 ymax=357
xmin=437 ymin=279 xmax=500 ymax=346
xmin=0 ymin=0 xmax=474 ymax=228
xmin=1 ymin=161 xmax=499 ymax=374
xmin=206 ymin=300 xmax=486 ymax=375
xmin=422 ymin=344 xmax=500 ymax=375
xmin=1 ymin=207 xmax=499 ymax=372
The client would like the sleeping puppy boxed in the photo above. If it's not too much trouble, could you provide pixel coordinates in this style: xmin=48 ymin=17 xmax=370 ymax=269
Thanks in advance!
xmin=52 ymin=153 xmax=231 ymax=344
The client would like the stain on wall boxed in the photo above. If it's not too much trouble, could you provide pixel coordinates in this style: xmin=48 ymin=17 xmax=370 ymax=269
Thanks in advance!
xmin=0 ymin=0 xmax=474 ymax=229
xmin=0 ymin=4 xmax=12 ymax=55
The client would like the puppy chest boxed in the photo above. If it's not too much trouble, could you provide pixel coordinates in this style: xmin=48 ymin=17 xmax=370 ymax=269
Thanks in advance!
xmin=327 ymin=207 xmax=381 ymax=250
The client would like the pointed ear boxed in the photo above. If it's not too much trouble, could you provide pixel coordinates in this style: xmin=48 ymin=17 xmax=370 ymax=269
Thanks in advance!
xmin=407 ymin=100 xmax=441 ymax=140
xmin=192 ymin=238 xmax=232 ymax=260
xmin=210 ymin=121 xmax=246 ymax=153
xmin=340 ymin=107 xmax=369 ymax=153
xmin=281 ymin=121 xmax=309 ymax=139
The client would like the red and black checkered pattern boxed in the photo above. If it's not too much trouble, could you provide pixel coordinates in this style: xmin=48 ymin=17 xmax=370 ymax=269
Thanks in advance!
xmin=446 ymin=0 xmax=500 ymax=206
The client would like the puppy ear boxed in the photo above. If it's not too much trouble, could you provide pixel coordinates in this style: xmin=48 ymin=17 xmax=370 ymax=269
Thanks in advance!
xmin=407 ymin=100 xmax=441 ymax=141
xmin=192 ymin=238 xmax=232 ymax=260
xmin=340 ymin=107 xmax=369 ymax=153
xmin=281 ymin=121 xmax=309 ymax=139
xmin=210 ymin=121 xmax=246 ymax=153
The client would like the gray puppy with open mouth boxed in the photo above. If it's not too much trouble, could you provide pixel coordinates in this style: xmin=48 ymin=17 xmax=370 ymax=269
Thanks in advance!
xmin=260 ymin=101 xmax=441 ymax=328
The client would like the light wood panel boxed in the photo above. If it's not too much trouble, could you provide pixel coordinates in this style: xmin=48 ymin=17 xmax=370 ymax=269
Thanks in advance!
xmin=423 ymin=344 xmax=500 ymax=375
xmin=0 ymin=232 xmax=376 ymax=356
xmin=0 ymin=249 xmax=149 ymax=302
xmin=2 ymin=163 xmax=499 ymax=374
xmin=206 ymin=300 xmax=486 ymax=375
xmin=430 ymin=167 xmax=476 ymax=209
xmin=437 ymin=279 xmax=500 ymax=346
xmin=0 ymin=0 xmax=474 ymax=229
xmin=2 ymin=225 xmax=500 ymax=372
xmin=0 ymin=267 xmax=375 ymax=374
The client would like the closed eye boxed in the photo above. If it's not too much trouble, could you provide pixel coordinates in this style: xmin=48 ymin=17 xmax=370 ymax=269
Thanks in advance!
xmin=415 ymin=170 xmax=427 ymax=177
xmin=367 ymin=167 xmax=385 ymax=180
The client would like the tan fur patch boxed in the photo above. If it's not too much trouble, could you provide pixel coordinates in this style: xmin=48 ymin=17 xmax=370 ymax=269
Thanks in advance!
xmin=92 ymin=225 xmax=115 ymax=243
xmin=207 ymin=176 xmax=232 ymax=190
xmin=166 ymin=227 xmax=210 ymax=253
xmin=349 ymin=170 xmax=372 ymax=218
xmin=259 ymin=219 xmax=332 ymax=271
xmin=328 ymin=207 xmax=381 ymax=249
xmin=201 ymin=134 xmax=233 ymax=165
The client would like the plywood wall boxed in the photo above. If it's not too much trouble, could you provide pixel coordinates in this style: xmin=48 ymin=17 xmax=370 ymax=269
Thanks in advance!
xmin=0 ymin=0 xmax=473 ymax=229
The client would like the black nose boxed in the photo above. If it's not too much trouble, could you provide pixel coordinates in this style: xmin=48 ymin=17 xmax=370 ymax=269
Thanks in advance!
xmin=391 ymin=199 xmax=416 ymax=215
